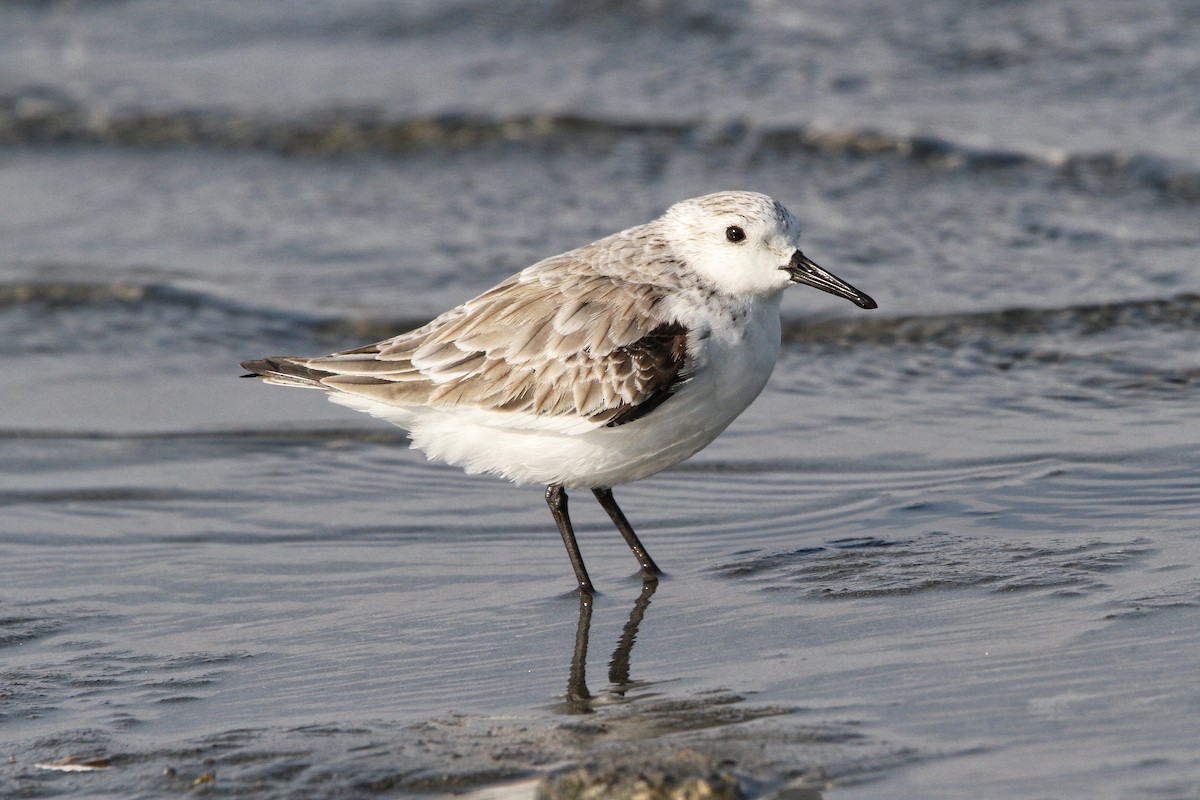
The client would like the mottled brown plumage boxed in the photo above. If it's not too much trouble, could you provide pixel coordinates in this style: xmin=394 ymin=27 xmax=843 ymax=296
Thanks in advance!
xmin=244 ymin=241 xmax=697 ymax=429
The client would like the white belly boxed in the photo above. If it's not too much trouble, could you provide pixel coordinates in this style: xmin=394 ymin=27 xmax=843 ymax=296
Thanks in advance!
xmin=331 ymin=298 xmax=783 ymax=488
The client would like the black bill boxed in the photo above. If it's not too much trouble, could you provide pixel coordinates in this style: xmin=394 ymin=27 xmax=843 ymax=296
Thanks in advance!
xmin=783 ymin=250 xmax=877 ymax=310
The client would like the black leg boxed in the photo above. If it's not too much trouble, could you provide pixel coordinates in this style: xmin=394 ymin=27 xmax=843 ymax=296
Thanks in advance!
xmin=546 ymin=484 xmax=595 ymax=595
xmin=592 ymin=487 xmax=661 ymax=580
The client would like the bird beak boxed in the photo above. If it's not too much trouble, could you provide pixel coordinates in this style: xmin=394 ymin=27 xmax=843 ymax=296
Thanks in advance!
xmin=783 ymin=251 xmax=877 ymax=309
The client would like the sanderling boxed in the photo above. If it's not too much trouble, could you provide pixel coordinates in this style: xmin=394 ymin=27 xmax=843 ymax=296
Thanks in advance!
xmin=242 ymin=191 xmax=876 ymax=594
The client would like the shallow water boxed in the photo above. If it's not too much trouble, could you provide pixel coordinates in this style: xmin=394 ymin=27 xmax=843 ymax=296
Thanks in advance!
xmin=3 ymin=2 xmax=1200 ymax=798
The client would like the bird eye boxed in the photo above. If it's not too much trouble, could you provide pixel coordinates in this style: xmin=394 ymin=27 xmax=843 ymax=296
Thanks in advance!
xmin=725 ymin=225 xmax=746 ymax=243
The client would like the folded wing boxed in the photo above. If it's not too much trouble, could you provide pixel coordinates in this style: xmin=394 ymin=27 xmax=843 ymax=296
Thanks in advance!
xmin=241 ymin=269 xmax=692 ymax=431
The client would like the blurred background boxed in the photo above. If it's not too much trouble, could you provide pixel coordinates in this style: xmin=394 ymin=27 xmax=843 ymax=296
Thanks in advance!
xmin=2 ymin=2 xmax=1199 ymax=798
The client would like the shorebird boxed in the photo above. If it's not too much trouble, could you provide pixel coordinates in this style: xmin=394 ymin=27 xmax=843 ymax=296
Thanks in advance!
xmin=242 ymin=191 xmax=876 ymax=594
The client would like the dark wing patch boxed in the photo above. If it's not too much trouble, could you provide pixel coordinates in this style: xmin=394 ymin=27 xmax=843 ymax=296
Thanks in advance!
xmin=598 ymin=321 xmax=691 ymax=427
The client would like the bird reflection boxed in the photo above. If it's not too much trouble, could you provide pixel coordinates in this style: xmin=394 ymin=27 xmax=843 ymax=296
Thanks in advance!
xmin=564 ymin=581 xmax=657 ymax=714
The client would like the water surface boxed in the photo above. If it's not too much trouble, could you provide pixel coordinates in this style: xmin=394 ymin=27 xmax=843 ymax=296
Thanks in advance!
xmin=2 ymin=2 xmax=1200 ymax=798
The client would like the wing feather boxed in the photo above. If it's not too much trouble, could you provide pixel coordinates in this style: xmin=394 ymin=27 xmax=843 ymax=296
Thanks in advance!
xmin=244 ymin=254 xmax=694 ymax=431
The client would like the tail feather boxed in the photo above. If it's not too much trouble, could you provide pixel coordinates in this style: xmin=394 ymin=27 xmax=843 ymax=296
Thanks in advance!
xmin=240 ymin=357 xmax=332 ymax=389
